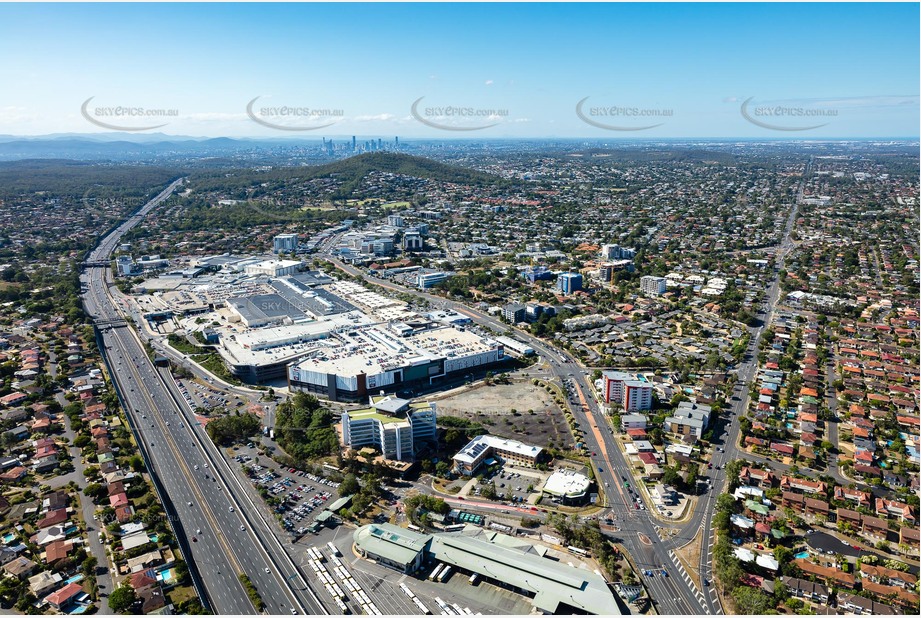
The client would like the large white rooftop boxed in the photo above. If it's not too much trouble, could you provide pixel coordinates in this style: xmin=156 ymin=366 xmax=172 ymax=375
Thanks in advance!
xmin=542 ymin=469 xmax=591 ymax=497
xmin=453 ymin=435 xmax=542 ymax=465
xmin=291 ymin=323 xmax=500 ymax=378
xmin=219 ymin=312 xmax=373 ymax=365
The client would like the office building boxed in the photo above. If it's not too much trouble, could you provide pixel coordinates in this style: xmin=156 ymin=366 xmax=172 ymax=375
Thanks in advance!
xmin=417 ymin=271 xmax=448 ymax=289
xmin=387 ymin=215 xmax=405 ymax=228
xmin=273 ymin=233 xmax=299 ymax=254
xmin=452 ymin=435 xmax=543 ymax=475
xmin=115 ymin=256 xmax=138 ymax=276
xmin=137 ymin=255 xmax=169 ymax=270
xmin=403 ymin=230 xmax=423 ymax=251
xmin=502 ymin=303 xmax=526 ymax=324
xmin=341 ymin=397 xmax=437 ymax=461
xmin=640 ymin=275 xmax=667 ymax=296
xmin=557 ymin=272 xmax=583 ymax=295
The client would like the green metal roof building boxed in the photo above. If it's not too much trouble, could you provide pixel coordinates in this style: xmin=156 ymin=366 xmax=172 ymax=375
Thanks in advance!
xmin=353 ymin=523 xmax=428 ymax=573
xmin=352 ymin=523 xmax=619 ymax=615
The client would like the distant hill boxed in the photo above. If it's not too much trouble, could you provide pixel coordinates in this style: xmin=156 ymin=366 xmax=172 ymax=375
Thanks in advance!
xmin=573 ymin=147 xmax=737 ymax=165
xmin=308 ymin=152 xmax=500 ymax=188
xmin=0 ymin=159 xmax=179 ymax=201
xmin=187 ymin=152 xmax=506 ymax=199
xmin=0 ymin=136 xmax=260 ymax=160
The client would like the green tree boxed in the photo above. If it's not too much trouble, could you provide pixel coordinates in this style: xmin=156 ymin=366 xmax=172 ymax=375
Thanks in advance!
xmin=339 ymin=474 xmax=360 ymax=497
xmin=83 ymin=483 xmax=105 ymax=500
xmin=731 ymin=586 xmax=774 ymax=614
xmin=108 ymin=584 xmax=136 ymax=613
xmin=128 ymin=455 xmax=144 ymax=473
xmin=81 ymin=555 xmax=98 ymax=576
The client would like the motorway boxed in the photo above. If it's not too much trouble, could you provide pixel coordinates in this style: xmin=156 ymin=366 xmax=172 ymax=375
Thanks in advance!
xmin=81 ymin=180 xmax=326 ymax=615
xmin=314 ymin=162 xmax=813 ymax=615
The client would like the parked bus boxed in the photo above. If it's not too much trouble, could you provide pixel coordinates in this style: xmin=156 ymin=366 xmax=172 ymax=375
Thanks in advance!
xmin=468 ymin=573 xmax=479 ymax=585
xmin=327 ymin=542 xmax=340 ymax=556
xmin=428 ymin=564 xmax=444 ymax=581
xmin=567 ymin=545 xmax=590 ymax=557
xmin=414 ymin=598 xmax=431 ymax=615
xmin=438 ymin=566 xmax=453 ymax=582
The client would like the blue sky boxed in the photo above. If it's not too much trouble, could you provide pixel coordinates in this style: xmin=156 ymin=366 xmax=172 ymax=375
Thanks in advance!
xmin=0 ymin=2 xmax=917 ymax=138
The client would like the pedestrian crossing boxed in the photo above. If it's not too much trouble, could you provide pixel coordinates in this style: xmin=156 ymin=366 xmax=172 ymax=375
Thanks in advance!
xmin=668 ymin=549 xmax=717 ymax=615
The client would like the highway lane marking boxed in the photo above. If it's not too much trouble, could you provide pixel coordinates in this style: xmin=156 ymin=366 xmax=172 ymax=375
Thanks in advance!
xmin=109 ymin=335 xmax=255 ymax=613
xmin=156 ymin=367 xmax=325 ymax=615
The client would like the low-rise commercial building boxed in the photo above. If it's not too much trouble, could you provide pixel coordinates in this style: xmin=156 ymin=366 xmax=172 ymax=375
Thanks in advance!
xmin=541 ymin=469 xmax=591 ymax=505
xmin=452 ymin=435 xmax=543 ymax=475
xmin=352 ymin=523 xmax=620 ymax=615
xmin=620 ymin=414 xmax=647 ymax=430
xmin=417 ymin=271 xmax=449 ymax=289
xmin=243 ymin=259 xmax=301 ymax=277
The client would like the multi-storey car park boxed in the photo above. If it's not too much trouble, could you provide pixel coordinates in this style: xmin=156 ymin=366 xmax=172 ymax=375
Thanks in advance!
xmin=287 ymin=320 xmax=504 ymax=402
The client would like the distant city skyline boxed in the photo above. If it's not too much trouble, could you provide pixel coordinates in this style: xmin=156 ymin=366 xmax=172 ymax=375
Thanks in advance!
xmin=0 ymin=2 xmax=918 ymax=138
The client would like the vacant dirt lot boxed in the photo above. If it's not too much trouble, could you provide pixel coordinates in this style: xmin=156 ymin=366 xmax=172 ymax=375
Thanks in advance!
xmin=432 ymin=380 xmax=573 ymax=449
